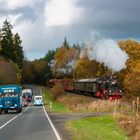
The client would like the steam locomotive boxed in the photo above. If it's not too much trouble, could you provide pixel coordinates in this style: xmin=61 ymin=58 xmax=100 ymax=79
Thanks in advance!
xmin=50 ymin=76 xmax=123 ymax=100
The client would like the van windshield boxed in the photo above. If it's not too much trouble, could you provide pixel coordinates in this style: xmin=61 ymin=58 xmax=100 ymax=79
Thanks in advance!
xmin=35 ymin=97 xmax=42 ymax=100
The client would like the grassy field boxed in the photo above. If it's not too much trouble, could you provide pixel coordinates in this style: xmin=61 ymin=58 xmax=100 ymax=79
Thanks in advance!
xmin=66 ymin=115 xmax=129 ymax=140
xmin=42 ymin=86 xmax=139 ymax=140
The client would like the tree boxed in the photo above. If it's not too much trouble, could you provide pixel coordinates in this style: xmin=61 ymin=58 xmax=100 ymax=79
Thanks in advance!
xmin=44 ymin=50 xmax=56 ymax=81
xmin=0 ymin=29 xmax=2 ymax=51
xmin=52 ymin=38 xmax=80 ymax=78
xmin=13 ymin=33 xmax=24 ymax=68
xmin=118 ymin=40 xmax=140 ymax=99
xmin=44 ymin=50 xmax=55 ymax=63
xmin=32 ymin=59 xmax=48 ymax=84
xmin=75 ymin=57 xmax=99 ymax=78
xmin=63 ymin=37 xmax=69 ymax=49
xmin=0 ymin=57 xmax=21 ymax=84
xmin=123 ymin=62 xmax=140 ymax=98
xmin=0 ymin=20 xmax=24 ymax=68
xmin=0 ymin=20 xmax=15 ymax=60
xmin=22 ymin=61 xmax=35 ymax=84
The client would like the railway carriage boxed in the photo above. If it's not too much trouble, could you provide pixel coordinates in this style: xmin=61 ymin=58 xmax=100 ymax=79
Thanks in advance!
xmin=49 ymin=76 xmax=123 ymax=100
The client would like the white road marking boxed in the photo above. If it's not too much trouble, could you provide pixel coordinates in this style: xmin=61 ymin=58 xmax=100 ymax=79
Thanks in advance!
xmin=43 ymin=105 xmax=62 ymax=140
xmin=0 ymin=103 xmax=31 ymax=130
xmin=0 ymin=115 xmax=18 ymax=130
xmin=39 ymin=86 xmax=62 ymax=140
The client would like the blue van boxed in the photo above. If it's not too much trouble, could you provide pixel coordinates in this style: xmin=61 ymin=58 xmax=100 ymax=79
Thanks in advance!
xmin=0 ymin=85 xmax=22 ymax=114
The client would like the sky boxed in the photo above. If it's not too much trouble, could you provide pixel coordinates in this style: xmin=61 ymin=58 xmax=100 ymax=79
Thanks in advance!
xmin=0 ymin=0 xmax=140 ymax=60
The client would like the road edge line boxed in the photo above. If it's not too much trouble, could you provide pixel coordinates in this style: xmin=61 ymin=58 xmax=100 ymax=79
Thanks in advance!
xmin=43 ymin=105 xmax=62 ymax=140
xmin=40 ymin=86 xmax=61 ymax=140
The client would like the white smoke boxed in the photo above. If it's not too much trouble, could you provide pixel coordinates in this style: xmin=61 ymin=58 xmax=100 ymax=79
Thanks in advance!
xmin=87 ymin=38 xmax=128 ymax=72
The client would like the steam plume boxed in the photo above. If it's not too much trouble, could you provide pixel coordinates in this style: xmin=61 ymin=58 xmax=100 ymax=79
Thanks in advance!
xmin=88 ymin=38 xmax=128 ymax=72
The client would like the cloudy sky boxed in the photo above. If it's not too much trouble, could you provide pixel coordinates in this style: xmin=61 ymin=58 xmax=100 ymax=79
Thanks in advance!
xmin=0 ymin=0 xmax=140 ymax=60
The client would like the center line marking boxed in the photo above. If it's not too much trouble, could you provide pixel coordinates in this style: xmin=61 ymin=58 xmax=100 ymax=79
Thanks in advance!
xmin=0 ymin=103 xmax=31 ymax=130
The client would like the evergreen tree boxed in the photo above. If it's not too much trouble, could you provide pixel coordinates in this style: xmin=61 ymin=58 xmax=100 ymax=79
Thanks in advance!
xmin=0 ymin=29 xmax=2 ymax=51
xmin=0 ymin=20 xmax=24 ymax=68
xmin=44 ymin=50 xmax=55 ymax=63
xmin=62 ymin=37 xmax=69 ymax=49
xmin=13 ymin=33 xmax=24 ymax=68
xmin=0 ymin=20 xmax=15 ymax=60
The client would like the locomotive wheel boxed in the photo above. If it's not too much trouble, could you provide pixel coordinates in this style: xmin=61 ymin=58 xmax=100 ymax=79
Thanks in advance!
xmin=102 ymin=93 xmax=108 ymax=100
xmin=105 ymin=93 xmax=109 ymax=100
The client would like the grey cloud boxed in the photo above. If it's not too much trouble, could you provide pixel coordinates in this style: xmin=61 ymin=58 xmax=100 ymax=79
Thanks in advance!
xmin=0 ymin=0 xmax=140 ymax=60
xmin=78 ymin=0 xmax=140 ymax=38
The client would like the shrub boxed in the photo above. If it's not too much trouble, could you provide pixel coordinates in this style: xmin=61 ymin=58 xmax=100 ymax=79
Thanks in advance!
xmin=50 ymin=84 xmax=65 ymax=101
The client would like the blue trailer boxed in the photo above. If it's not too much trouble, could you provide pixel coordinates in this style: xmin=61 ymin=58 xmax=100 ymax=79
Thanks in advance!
xmin=0 ymin=85 xmax=22 ymax=114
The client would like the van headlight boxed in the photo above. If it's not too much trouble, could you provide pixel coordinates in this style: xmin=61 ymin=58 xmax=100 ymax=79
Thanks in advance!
xmin=15 ymin=104 xmax=17 ymax=107
xmin=0 ymin=105 xmax=2 ymax=107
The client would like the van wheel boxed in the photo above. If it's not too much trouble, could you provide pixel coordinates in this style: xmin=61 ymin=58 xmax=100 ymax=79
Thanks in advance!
xmin=17 ymin=108 xmax=22 ymax=113
xmin=0 ymin=109 xmax=2 ymax=114
xmin=5 ymin=110 xmax=8 ymax=114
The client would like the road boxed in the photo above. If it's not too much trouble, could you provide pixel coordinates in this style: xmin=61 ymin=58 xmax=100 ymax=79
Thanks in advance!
xmin=0 ymin=85 xmax=61 ymax=140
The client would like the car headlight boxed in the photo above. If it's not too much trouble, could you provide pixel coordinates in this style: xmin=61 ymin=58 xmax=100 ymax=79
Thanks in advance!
xmin=0 ymin=105 xmax=2 ymax=107
xmin=15 ymin=104 xmax=17 ymax=106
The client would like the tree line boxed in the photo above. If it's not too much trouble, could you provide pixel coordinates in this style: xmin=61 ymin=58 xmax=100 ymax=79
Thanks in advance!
xmin=0 ymin=20 xmax=139 ymax=100
xmin=0 ymin=20 xmax=23 ymax=84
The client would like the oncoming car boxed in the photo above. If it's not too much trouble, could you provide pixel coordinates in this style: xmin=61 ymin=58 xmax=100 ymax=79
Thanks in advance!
xmin=33 ymin=96 xmax=43 ymax=106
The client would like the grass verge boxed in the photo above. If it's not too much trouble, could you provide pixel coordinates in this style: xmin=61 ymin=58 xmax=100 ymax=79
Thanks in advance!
xmin=66 ymin=115 xmax=129 ymax=140
xmin=43 ymin=88 xmax=71 ymax=113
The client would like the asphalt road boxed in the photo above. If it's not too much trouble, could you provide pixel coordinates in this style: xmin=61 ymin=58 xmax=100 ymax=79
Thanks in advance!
xmin=0 ymin=85 xmax=61 ymax=140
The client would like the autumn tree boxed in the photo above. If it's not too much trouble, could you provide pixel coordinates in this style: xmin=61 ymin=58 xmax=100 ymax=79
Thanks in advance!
xmin=0 ymin=57 xmax=21 ymax=84
xmin=74 ymin=48 xmax=101 ymax=78
xmin=32 ymin=59 xmax=48 ymax=84
xmin=118 ymin=40 xmax=140 ymax=99
xmin=22 ymin=61 xmax=35 ymax=84
xmin=52 ymin=38 xmax=80 ymax=78
xmin=123 ymin=62 xmax=140 ymax=98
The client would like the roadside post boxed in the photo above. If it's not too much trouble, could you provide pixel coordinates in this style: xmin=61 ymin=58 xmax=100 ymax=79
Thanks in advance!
xmin=50 ymin=102 xmax=52 ymax=109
